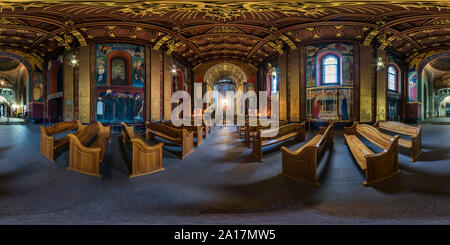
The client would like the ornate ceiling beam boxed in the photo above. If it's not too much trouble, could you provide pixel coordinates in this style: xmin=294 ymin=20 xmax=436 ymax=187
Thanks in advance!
xmin=0 ymin=14 xmax=67 ymax=28
xmin=187 ymin=33 xmax=263 ymax=42
xmin=178 ymin=23 xmax=274 ymax=35
xmin=381 ymin=14 xmax=450 ymax=28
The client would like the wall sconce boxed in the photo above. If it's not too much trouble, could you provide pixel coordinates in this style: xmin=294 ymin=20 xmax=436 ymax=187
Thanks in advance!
xmin=271 ymin=70 xmax=277 ymax=79
xmin=171 ymin=64 xmax=178 ymax=77
xmin=69 ymin=54 xmax=79 ymax=67
xmin=376 ymin=57 xmax=385 ymax=71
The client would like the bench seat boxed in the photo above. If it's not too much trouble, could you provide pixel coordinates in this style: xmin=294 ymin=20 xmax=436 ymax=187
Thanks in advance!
xmin=40 ymin=120 xmax=81 ymax=162
xmin=121 ymin=122 xmax=164 ymax=178
xmin=252 ymin=122 xmax=305 ymax=162
xmin=146 ymin=121 xmax=194 ymax=159
xmin=343 ymin=134 xmax=373 ymax=171
xmin=373 ymin=120 xmax=422 ymax=161
xmin=67 ymin=122 xmax=110 ymax=177
xmin=281 ymin=124 xmax=334 ymax=186
xmin=344 ymin=122 xmax=400 ymax=186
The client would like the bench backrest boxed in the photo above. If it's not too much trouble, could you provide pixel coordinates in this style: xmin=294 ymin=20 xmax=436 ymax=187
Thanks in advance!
xmin=146 ymin=121 xmax=184 ymax=139
xmin=357 ymin=124 xmax=393 ymax=149
xmin=97 ymin=121 xmax=110 ymax=135
xmin=260 ymin=122 xmax=304 ymax=140
xmin=121 ymin=122 xmax=136 ymax=140
xmin=375 ymin=120 xmax=420 ymax=136
xmin=43 ymin=121 xmax=78 ymax=136
xmin=316 ymin=124 xmax=333 ymax=149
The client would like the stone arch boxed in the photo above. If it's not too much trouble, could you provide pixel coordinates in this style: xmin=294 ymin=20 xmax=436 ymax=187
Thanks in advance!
xmin=203 ymin=63 xmax=247 ymax=91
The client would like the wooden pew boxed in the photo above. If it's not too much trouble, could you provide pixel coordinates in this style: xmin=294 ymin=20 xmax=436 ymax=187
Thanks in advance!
xmin=344 ymin=122 xmax=400 ymax=187
xmin=191 ymin=117 xmax=212 ymax=138
xmin=244 ymin=120 xmax=288 ymax=147
xmin=162 ymin=121 xmax=203 ymax=147
xmin=145 ymin=121 xmax=194 ymax=159
xmin=121 ymin=122 xmax=164 ymax=178
xmin=67 ymin=122 xmax=110 ymax=177
xmin=373 ymin=120 xmax=422 ymax=162
xmin=252 ymin=122 xmax=306 ymax=162
xmin=40 ymin=120 xmax=82 ymax=162
xmin=281 ymin=123 xmax=334 ymax=186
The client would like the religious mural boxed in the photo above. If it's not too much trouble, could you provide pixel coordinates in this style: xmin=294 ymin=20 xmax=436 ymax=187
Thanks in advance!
xmin=172 ymin=58 xmax=190 ymax=93
xmin=96 ymin=43 xmax=145 ymax=87
xmin=32 ymin=72 xmax=44 ymax=102
xmin=96 ymin=90 xmax=144 ymax=124
xmin=306 ymin=86 xmax=353 ymax=121
xmin=408 ymin=70 xmax=418 ymax=102
xmin=306 ymin=42 xmax=354 ymax=87
xmin=96 ymin=43 xmax=145 ymax=124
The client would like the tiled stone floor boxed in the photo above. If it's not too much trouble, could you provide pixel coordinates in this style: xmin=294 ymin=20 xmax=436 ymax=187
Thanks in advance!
xmin=0 ymin=122 xmax=449 ymax=224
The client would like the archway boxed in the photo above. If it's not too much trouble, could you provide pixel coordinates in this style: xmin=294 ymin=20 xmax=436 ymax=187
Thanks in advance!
xmin=0 ymin=53 xmax=32 ymax=124
xmin=419 ymin=53 xmax=450 ymax=119
xmin=203 ymin=63 xmax=248 ymax=120
xmin=418 ymin=52 xmax=450 ymax=120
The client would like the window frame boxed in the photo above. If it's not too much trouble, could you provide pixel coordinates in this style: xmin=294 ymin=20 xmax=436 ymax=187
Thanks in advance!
xmin=387 ymin=65 xmax=399 ymax=93
xmin=321 ymin=54 xmax=340 ymax=86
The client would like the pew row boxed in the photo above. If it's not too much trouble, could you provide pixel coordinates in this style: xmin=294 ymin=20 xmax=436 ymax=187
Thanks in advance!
xmin=373 ymin=120 xmax=422 ymax=162
xmin=40 ymin=120 xmax=82 ymax=162
xmin=281 ymin=123 xmax=334 ymax=186
xmin=244 ymin=120 xmax=289 ymax=147
xmin=252 ymin=122 xmax=306 ymax=162
xmin=67 ymin=122 xmax=110 ymax=177
xmin=162 ymin=121 xmax=203 ymax=147
xmin=121 ymin=122 xmax=164 ymax=178
xmin=145 ymin=121 xmax=194 ymax=159
xmin=344 ymin=122 xmax=400 ymax=187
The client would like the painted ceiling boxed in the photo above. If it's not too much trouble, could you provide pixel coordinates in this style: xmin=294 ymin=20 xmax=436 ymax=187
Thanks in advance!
xmin=0 ymin=0 xmax=449 ymax=67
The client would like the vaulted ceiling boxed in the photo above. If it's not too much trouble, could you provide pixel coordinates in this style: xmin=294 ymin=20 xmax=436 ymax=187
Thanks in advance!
xmin=0 ymin=0 xmax=449 ymax=67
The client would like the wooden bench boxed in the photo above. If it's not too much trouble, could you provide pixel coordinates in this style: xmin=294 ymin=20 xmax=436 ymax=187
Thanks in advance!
xmin=344 ymin=122 xmax=400 ymax=186
xmin=121 ymin=122 xmax=164 ymax=178
xmin=252 ymin=122 xmax=306 ymax=162
xmin=191 ymin=117 xmax=212 ymax=138
xmin=162 ymin=121 xmax=203 ymax=147
xmin=281 ymin=123 xmax=334 ymax=186
xmin=67 ymin=122 xmax=110 ymax=177
xmin=145 ymin=121 xmax=194 ymax=159
xmin=373 ymin=120 xmax=422 ymax=162
xmin=40 ymin=120 xmax=81 ymax=162
xmin=244 ymin=120 xmax=288 ymax=147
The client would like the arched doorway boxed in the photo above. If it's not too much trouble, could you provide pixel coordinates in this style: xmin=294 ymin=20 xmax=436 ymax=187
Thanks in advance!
xmin=419 ymin=53 xmax=450 ymax=120
xmin=203 ymin=63 xmax=248 ymax=121
xmin=0 ymin=54 xmax=32 ymax=124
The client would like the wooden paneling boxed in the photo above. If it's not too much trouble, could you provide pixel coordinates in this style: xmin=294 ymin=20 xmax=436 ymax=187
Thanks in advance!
xmin=64 ymin=54 xmax=74 ymax=122
xmin=164 ymin=53 xmax=173 ymax=121
xmin=278 ymin=53 xmax=287 ymax=121
xmin=151 ymin=50 xmax=162 ymax=122
xmin=376 ymin=49 xmax=387 ymax=121
xmin=360 ymin=45 xmax=373 ymax=122
xmin=78 ymin=46 xmax=90 ymax=123
xmin=299 ymin=45 xmax=306 ymax=122
xmin=288 ymin=49 xmax=300 ymax=121
xmin=145 ymin=45 xmax=151 ymax=122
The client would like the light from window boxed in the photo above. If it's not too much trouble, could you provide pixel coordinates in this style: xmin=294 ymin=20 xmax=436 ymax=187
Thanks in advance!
xmin=271 ymin=69 xmax=278 ymax=94
xmin=387 ymin=66 xmax=397 ymax=91
xmin=322 ymin=55 xmax=338 ymax=84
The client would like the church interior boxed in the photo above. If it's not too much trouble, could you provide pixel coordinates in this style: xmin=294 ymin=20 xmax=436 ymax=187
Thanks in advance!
xmin=0 ymin=0 xmax=449 ymax=225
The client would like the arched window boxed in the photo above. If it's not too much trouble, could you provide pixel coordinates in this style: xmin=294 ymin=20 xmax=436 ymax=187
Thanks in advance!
xmin=387 ymin=65 xmax=398 ymax=92
xmin=270 ymin=68 xmax=279 ymax=94
xmin=322 ymin=55 xmax=339 ymax=85
xmin=110 ymin=57 xmax=126 ymax=85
